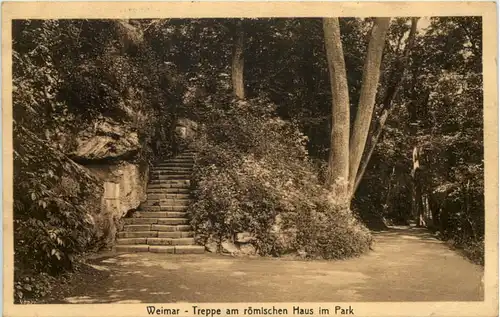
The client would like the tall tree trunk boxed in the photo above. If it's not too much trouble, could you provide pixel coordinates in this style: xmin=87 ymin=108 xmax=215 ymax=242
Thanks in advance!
xmin=232 ymin=20 xmax=245 ymax=99
xmin=352 ymin=17 xmax=419 ymax=195
xmin=323 ymin=18 xmax=351 ymax=203
xmin=352 ymin=109 xmax=389 ymax=193
xmin=412 ymin=146 xmax=425 ymax=227
xmin=348 ymin=18 xmax=391 ymax=195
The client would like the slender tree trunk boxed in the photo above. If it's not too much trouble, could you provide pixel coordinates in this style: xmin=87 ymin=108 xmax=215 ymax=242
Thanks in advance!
xmin=352 ymin=18 xmax=419 ymax=195
xmin=423 ymin=194 xmax=433 ymax=228
xmin=429 ymin=193 xmax=441 ymax=231
xmin=348 ymin=18 xmax=391 ymax=195
xmin=323 ymin=18 xmax=351 ymax=203
xmin=353 ymin=109 xmax=390 ymax=192
xmin=412 ymin=146 xmax=425 ymax=227
xmin=232 ymin=20 xmax=245 ymax=99
xmin=383 ymin=166 xmax=396 ymax=216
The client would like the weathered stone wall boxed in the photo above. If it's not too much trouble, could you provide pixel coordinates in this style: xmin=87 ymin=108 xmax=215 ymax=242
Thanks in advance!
xmin=63 ymin=118 xmax=151 ymax=247
xmin=85 ymin=161 xmax=149 ymax=247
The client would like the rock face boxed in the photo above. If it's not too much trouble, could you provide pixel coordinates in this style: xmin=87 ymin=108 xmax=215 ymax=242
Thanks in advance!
xmin=174 ymin=118 xmax=197 ymax=147
xmin=70 ymin=118 xmax=141 ymax=162
xmin=85 ymin=161 xmax=149 ymax=247
xmin=204 ymin=232 xmax=257 ymax=256
xmin=173 ymin=118 xmax=198 ymax=154
xmin=62 ymin=118 xmax=152 ymax=247
xmin=270 ymin=214 xmax=297 ymax=253
xmin=176 ymin=118 xmax=198 ymax=140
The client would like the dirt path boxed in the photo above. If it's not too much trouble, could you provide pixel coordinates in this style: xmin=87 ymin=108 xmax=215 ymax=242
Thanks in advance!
xmin=46 ymin=226 xmax=483 ymax=303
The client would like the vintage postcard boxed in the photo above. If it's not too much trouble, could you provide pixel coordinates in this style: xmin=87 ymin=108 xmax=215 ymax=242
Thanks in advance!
xmin=2 ymin=1 xmax=498 ymax=317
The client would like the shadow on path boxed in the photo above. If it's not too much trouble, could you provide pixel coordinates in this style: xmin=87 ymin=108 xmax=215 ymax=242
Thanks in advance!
xmin=44 ymin=226 xmax=484 ymax=304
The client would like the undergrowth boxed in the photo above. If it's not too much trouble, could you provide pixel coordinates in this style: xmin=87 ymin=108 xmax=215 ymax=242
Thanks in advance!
xmin=187 ymin=95 xmax=372 ymax=259
xmin=13 ymin=124 xmax=104 ymax=303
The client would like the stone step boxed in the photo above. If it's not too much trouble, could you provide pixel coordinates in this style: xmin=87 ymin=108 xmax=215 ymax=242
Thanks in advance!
xmin=148 ymin=185 xmax=191 ymax=190
xmin=158 ymin=231 xmax=194 ymax=238
xmin=157 ymin=218 xmax=189 ymax=225
xmin=124 ymin=217 xmax=159 ymax=224
xmin=150 ymin=168 xmax=194 ymax=177
xmin=150 ymin=180 xmax=191 ymax=186
xmin=157 ymin=163 xmax=193 ymax=168
xmin=156 ymin=152 xmax=195 ymax=157
xmin=133 ymin=211 xmax=168 ymax=218
xmin=160 ymin=158 xmax=192 ymax=162
xmin=124 ymin=218 xmax=189 ymax=227
xmin=153 ymin=163 xmax=194 ymax=168
xmin=155 ymin=164 xmax=193 ymax=168
xmin=147 ymin=193 xmax=191 ymax=200
xmin=151 ymin=224 xmax=191 ymax=232
xmin=117 ymin=231 xmax=158 ymax=238
xmin=144 ymin=203 xmax=190 ymax=210
xmin=140 ymin=205 xmax=188 ymax=212
xmin=153 ymin=157 xmax=195 ymax=167
xmin=173 ymin=245 xmax=205 ymax=254
xmin=123 ymin=224 xmax=152 ymax=231
xmin=150 ymin=163 xmax=194 ymax=172
xmin=143 ymin=197 xmax=191 ymax=207
xmin=149 ymin=245 xmax=205 ymax=254
xmin=146 ymin=191 xmax=191 ymax=198
xmin=152 ymin=179 xmax=191 ymax=183
xmin=134 ymin=211 xmax=187 ymax=218
xmin=116 ymin=237 xmax=195 ymax=246
xmin=147 ymin=237 xmax=194 ymax=246
xmin=147 ymin=188 xmax=190 ymax=194
xmin=116 ymin=238 xmax=147 ymax=245
xmin=143 ymin=194 xmax=192 ymax=201
xmin=151 ymin=169 xmax=193 ymax=174
xmin=124 ymin=213 xmax=187 ymax=223
xmin=115 ymin=244 xmax=204 ymax=254
xmin=151 ymin=174 xmax=192 ymax=180
xmin=115 ymin=245 xmax=150 ymax=252
xmin=150 ymin=175 xmax=191 ymax=180
xmin=146 ymin=196 xmax=191 ymax=201
xmin=149 ymin=183 xmax=190 ymax=189
xmin=159 ymin=158 xmax=194 ymax=163
xmin=152 ymin=169 xmax=193 ymax=174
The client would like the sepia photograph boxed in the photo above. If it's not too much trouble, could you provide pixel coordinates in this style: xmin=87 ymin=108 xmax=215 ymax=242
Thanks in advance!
xmin=2 ymin=2 xmax=498 ymax=317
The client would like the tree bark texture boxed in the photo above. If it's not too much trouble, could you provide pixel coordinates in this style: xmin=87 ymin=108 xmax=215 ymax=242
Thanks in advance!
xmin=232 ymin=20 xmax=245 ymax=100
xmin=412 ymin=146 xmax=425 ymax=227
xmin=352 ymin=18 xmax=419 ymax=196
xmin=322 ymin=18 xmax=351 ymax=203
xmin=348 ymin=17 xmax=391 ymax=195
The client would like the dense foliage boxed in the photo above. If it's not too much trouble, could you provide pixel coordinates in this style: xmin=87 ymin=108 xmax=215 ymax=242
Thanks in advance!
xmin=13 ymin=19 xmax=181 ymax=159
xmin=13 ymin=124 xmax=103 ymax=302
xmin=188 ymin=95 xmax=372 ymax=258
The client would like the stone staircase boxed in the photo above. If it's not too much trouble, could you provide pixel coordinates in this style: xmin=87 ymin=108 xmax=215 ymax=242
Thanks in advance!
xmin=115 ymin=150 xmax=204 ymax=254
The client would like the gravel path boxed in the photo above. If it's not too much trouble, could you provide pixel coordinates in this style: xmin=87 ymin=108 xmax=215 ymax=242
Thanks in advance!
xmin=47 ymin=226 xmax=483 ymax=303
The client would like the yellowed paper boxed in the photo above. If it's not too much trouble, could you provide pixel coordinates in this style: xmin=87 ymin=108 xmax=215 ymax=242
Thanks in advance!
xmin=2 ymin=2 xmax=498 ymax=317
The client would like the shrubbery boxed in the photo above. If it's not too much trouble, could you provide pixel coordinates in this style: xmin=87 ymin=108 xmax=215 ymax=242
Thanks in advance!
xmin=187 ymin=96 xmax=372 ymax=258
xmin=13 ymin=125 xmax=104 ymax=303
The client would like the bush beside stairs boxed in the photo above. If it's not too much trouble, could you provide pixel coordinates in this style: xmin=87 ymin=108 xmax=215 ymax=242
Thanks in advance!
xmin=115 ymin=150 xmax=204 ymax=254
